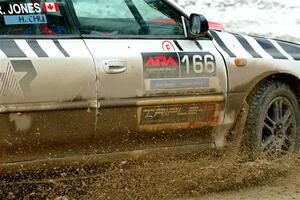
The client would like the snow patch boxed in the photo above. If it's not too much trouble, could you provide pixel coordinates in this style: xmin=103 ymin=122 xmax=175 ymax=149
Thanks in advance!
xmin=175 ymin=0 xmax=300 ymax=43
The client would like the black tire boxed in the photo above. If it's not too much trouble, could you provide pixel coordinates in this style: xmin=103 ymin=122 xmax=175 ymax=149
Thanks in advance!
xmin=242 ymin=81 xmax=300 ymax=160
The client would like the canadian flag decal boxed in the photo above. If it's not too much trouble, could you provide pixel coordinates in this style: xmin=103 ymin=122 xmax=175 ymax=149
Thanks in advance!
xmin=42 ymin=2 xmax=59 ymax=13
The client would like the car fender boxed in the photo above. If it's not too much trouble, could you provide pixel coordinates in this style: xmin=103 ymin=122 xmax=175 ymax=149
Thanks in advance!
xmin=210 ymin=30 xmax=300 ymax=147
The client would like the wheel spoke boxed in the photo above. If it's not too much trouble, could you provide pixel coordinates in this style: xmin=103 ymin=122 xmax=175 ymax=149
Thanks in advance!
xmin=264 ymin=122 xmax=274 ymax=133
xmin=279 ymin=100 xmax=283 ymax=119
xmin=273 ymin=100 xmax=283 ymax=121
xmin=282 ymin=109 xmax=292 ymax=127
xmin=265 ymin=115 xmax=276 ymax=126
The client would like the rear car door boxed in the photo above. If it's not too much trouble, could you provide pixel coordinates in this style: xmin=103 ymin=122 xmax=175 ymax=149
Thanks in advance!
xmin=0 ymin=0 xmax=96 ymax=163
xmin=70 ymin=0 xmax=227 ymax=154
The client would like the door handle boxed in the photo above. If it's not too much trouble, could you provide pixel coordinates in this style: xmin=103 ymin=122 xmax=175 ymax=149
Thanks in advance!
xmin=103 ymin=60 xmax=127 ymax=74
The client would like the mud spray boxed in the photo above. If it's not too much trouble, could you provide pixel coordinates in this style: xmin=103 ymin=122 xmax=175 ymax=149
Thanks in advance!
xmin=1 ymin=151 xmax=299 ymax=199
xmin=1 ymin=103 xmax=299 ymax=199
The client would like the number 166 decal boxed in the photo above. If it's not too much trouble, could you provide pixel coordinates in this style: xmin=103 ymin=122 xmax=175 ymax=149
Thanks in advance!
xmin=142 ymin=52 xmax=216 ymax=79
xmin=179 ymin=52 xmax=216 ymax=77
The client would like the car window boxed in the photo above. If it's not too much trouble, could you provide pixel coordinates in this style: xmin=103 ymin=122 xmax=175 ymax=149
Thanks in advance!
xmin=0 ymin=0 xmax=76 ymax=36
xmin=71 ymin=0 xmax=185 ymax=37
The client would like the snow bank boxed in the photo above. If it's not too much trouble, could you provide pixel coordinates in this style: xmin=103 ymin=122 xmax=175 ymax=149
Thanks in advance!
xmin=175 ymin=0 xmax=300 ymax=43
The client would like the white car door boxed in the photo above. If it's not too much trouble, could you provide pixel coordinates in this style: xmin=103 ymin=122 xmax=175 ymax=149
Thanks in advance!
xmin=70 ymin=0 xmax=227 ymax=154
xmin=0 ymin=0 xmax=96 ymax=163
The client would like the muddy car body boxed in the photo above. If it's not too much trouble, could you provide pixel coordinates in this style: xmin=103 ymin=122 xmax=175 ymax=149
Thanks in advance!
xmin=1 ymin=0 xmax=300 ymax=166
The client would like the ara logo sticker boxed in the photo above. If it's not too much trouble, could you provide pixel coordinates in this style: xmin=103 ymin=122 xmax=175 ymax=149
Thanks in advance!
xmin=145 ymin=56 xmax=177 ymax=67
xmin=142 ymin=53 xmax=179 ymax=79
xmin=42 ymin=2 xmax=59 ymax=13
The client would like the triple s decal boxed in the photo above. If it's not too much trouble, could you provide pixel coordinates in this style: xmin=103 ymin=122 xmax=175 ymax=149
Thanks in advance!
xmin=138 ymin=103 xmax=222 ymax=131
xmin=140 ymin=104 xmax=217 ymax=125
xmin=0 ymin=2 xmax=59 ymax=25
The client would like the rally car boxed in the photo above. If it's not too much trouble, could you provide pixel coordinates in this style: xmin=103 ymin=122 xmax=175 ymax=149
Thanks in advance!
xmin=1 ymin=0 xmax=300 ymax=166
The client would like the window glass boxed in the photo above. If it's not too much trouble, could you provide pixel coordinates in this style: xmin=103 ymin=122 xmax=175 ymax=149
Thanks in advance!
xmin=132 ymin=0 xmax=184 ymax=36
xmin=71 ymin=0 xmax=184 ymax=37
xmin=0 ymin=0 xmax=76 ymax=35
xmin=72 ymin=0 xmax=139 ymax=35
xmin=73 ymin=0 xmax=133 ymax=19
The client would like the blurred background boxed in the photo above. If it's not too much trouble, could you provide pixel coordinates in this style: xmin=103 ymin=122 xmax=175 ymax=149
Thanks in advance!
xmin=176 ymin=0 xmax=300 ymax=43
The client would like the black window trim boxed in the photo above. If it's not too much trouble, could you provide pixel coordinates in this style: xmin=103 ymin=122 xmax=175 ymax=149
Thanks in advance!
xmin=0 ymin=34 xmax=82 ymax=39
xmin=81 ymin=34 xmax=187 ymax=40
xmin=81 ymin=35 xmax=212 ymax=41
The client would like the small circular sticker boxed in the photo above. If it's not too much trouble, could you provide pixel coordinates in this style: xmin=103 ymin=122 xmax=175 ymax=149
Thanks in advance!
xmin=162 ymin=41 xmax=175 ymax=52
